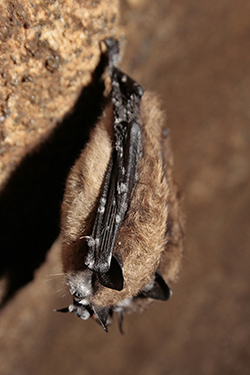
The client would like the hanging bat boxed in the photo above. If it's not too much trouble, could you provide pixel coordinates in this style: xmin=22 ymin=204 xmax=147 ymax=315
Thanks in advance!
xmin=57 ymin=38 xmax=184 ymax=333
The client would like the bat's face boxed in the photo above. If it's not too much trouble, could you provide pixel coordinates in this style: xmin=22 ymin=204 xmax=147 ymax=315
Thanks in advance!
xmin=62 ymin=268 xmax=172 ymax=332
xmin=58 ymin=39 xmax=184 ymax=333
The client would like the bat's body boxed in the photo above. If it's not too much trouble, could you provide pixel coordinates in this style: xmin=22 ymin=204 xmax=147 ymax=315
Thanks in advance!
xmin=59 ymin=39 xmax=184 ymax=332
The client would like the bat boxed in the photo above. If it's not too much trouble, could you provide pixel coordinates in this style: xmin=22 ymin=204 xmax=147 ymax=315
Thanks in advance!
xmin=57 ymin=38 xmax=184 ymax=333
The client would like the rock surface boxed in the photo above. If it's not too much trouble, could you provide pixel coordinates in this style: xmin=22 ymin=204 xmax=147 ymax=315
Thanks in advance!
xmin=0 ymin=0 xmax=120 ymax=185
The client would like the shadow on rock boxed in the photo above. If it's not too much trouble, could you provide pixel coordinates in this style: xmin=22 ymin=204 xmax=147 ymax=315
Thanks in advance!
xmin=0 ymin=52 xmax=108 ymax=306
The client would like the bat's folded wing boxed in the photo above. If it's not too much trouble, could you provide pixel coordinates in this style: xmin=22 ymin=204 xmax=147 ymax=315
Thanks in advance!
xmin=85 ymin=120 xmax=142 ymax=291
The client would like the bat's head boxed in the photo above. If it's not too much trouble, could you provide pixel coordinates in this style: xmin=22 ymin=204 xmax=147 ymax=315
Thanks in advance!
xmin=57 ymin=269 xmax=172 ymax=333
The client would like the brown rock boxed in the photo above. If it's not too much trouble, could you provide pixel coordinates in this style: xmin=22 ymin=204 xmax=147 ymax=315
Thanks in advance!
xmin=0 ymin=0 xmax=120 ymax=186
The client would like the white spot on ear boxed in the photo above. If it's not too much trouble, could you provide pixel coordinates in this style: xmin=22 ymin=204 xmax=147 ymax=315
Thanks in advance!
xmin=115 ymin=215 xmax=121 ymax=224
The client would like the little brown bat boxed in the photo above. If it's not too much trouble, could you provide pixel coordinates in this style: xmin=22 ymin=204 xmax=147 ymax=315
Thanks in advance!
xmin=58 ymin=39 xmax=184 ymax=333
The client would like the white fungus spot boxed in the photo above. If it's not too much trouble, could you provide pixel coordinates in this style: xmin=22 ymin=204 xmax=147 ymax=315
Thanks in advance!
xmin=85 ymin=252 xmax=95 ymax=268
xmin=100 ymin=198 xmax=106 ymax=206
xmin=98 ymin=206 xmax=105 ymax=213
xmin=67 ymin=270 xmax=93 ymax=298
xmin=78 ymin=308 xmax=91 ymax=320
xmin=117 ymin=182 xmax=128 ymax=195
xmin=114 ymin=298 xmax=132 ymax=312
xmin=79 ymin=283 xmax=92 ymax=297
xmin=120 ymin=183 xmax=128 ymax=193
xmin=87 ymin=237 xmax=95 ymax=247
xmin=79 ymin=298 xmax=89 ymax=306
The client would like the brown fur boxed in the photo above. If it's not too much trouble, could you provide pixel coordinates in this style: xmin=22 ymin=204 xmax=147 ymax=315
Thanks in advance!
xmin=61 ymin=91 xmax=184 ymax=309
xmin=61 ymin=104 xmax=113 ymax=272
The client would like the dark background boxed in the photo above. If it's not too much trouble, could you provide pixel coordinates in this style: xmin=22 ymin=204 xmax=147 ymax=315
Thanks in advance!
xmin=1 ymin=0 xmax=250 ymax=374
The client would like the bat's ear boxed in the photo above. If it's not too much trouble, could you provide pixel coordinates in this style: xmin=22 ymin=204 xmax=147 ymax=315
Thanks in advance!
xmin=116 ymin=311 xmax=125 ymax=335
xmin=55 ymin=304 xmax=93 ymax=320
xmin=92 ymin=305 xmax=110 ymax=332
xmin=141 ymin=272 xmax=172 ymax=301
xmin=54 ymin=307 xmax=69 ymax=313
xmin=97 ymin=253 xmax=124 ymax=291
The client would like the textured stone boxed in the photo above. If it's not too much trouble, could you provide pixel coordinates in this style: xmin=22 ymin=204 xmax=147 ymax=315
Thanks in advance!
xmin=0 ymin=0 xmax=120 ymax=186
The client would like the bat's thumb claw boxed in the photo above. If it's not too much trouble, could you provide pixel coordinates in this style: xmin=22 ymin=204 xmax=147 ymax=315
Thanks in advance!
xmin=103 ymin=38 xmax=120 ymax=71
